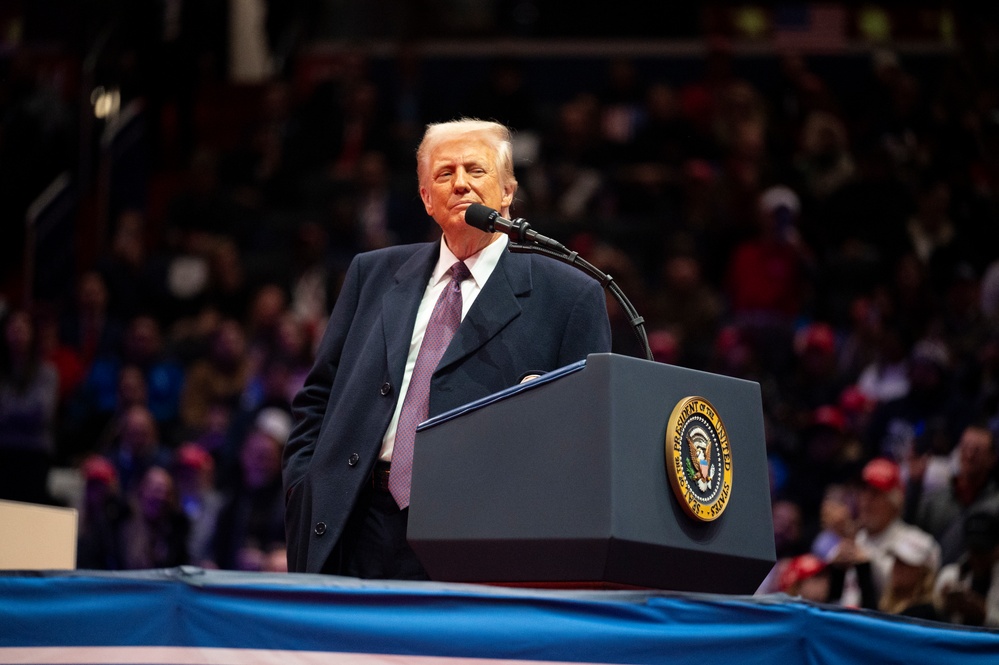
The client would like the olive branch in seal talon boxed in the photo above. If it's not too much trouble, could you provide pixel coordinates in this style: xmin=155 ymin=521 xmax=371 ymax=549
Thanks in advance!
xmin=685 ymin=457 xmax=698 ymax=481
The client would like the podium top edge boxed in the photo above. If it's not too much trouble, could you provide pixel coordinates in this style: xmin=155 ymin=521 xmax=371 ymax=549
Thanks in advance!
xmin=417 ymin=353 xmax=763 ymax=432
xmin=418 ymin=358 xmax=587 ymax=431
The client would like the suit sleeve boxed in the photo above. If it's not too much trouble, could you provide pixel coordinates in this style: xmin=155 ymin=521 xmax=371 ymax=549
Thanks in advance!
xmin=556 ymin=277 xmax=612 ymax=366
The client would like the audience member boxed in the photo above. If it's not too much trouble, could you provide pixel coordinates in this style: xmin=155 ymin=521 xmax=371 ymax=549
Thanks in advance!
xmin=792 ymin=110 xmax=856 ymax=205
xmin=781 ymin=405 xmax=861 ymax=530
xmin=829 ymin=458 xmax=937 ymax=605
xmin=854 ymin=327 xmax=911 ymax=404
xmin=66 ymin=314 xmax=185 ymax=454
xmin=200 ymin=237 xmax=255 ymax=322
xmin=209 ymin=415 xmax=288 ymax=570
xmin=287 ymin=221 xmax=335 ymax=342
xmin=36 ymin=307 xmax=86 ymax=410
xmin=58 ymin=271 xmax=122 ymax=373
xmin=83 ymin=363 xmax=153 ymax=454
xmin=772 ymin=498 xmax=808 ymax=560
xmin=173 ymin=442 xmax=225 ymax=567
xmin=179 ymin=318 xmax=252 ymax=436
xmin=837 ymin=385 xmax=877 ymax=444
xmin=724 ymin=185 xmax=814 ymax=375
xmin=525 ymin=93 xmax=610 ymax=222
xmin=96 ymin=212 xmax=161 ymax=325
xmin=864 ymin=338 xmax=972 ymax=461
xmin=969 ymin=328 xmax=999 ymax=429
xmin=646 ymin=235 xmax=723 ymax=369
xmin=76 ymin=454 xmax=129 ymax=570
xmin=934 ymin=507 xmax=999 ymax=626
xmin=901 ymin=418 xmax=956 ymax=518
xmin=912 ymin=423 xmax=999 ymax=565
xmin=903 ymin=172 xmax=963 ymax=294
xmin=879 ymin=528 xmax=942 ymax=621
xmin=835 ymin=296 xmax=885 ymax=384
xmin=104 ymin=404 xmax=173 ymax=497
xmin=781 ymin=323 xmax=850 ymax=430
xmin=939 ymin=263 xmax=989 ymax=367
xmin=778 ymin=553 xmax=830 ymax=603
xmin=882 ymin=252 xmax=937 ymax=341
xmin=0 ymin=309 xmax=60 ymax=504
xmin=118 ymin=465 xmax=191 ymax=570
xmin=614 ymin=81 xmax=689 ymax=219
xmin=244 ymin=284 xmax=289 ymax=362
xmin=812 ymin=483 xmax=858 ymax=561
xmin=348 ymin=149 xmax=435 ymax=252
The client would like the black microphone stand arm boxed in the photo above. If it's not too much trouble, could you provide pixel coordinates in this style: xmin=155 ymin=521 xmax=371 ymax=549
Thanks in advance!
xmin=507 ymin=240 xmax=654 ymax=362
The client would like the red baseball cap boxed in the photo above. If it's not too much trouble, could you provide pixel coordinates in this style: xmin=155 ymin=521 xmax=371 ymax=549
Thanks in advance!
xmin=82 ymin=455 xmax=117 ymax=486
xmin=714 ymin=326 xmax=744 ymax=355
xmin=839 ymin=385 xmax=873 ymax=414
xmin=811 ymin=405 xmax=846 ymax=433
xmin=176 ymin=443 xmax=214 ymax=472
xmin=779 ymin=554 xmax=827 ymax=592
xmin=862 ymin=458 xmax=902 ymax=493
xmin=796 ymin=323 xmax=837 ymax=356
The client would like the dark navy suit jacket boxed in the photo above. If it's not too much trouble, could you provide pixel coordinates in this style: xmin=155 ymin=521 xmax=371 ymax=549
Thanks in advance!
xmin=282 ymin=239 xmax=612 ymax=573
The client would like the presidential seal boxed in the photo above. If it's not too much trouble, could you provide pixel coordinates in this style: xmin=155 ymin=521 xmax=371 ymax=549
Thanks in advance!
xmin=665 ymin=396 xmax=733 ymax=521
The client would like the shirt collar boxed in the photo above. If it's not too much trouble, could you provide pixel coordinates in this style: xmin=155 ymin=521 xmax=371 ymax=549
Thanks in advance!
xmin=434 ymin=234 xmax=508 ymax=288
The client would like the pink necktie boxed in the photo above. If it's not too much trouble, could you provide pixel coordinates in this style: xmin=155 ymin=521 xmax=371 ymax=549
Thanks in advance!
xmin=389 ymin=261 xmax=470 ymax=509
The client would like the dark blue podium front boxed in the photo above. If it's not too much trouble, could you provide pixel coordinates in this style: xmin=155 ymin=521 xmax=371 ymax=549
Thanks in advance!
xmin=408 ymin=353 xmax=776 ymax=593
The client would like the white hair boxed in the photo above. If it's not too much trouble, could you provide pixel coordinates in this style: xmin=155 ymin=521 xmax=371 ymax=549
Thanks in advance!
xmin=416 ymin=118 xmax=517 ymax=191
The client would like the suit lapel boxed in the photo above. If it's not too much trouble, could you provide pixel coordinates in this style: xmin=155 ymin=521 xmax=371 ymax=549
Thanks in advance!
xmin=382 ymin=243 xmax=439 ymax=385
xmin=438 ymin=248 xmax=532 ymax=371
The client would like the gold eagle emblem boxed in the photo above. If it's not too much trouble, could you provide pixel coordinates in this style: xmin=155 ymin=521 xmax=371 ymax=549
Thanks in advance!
xmin=687 ymin=425 xmax=712 ymax=482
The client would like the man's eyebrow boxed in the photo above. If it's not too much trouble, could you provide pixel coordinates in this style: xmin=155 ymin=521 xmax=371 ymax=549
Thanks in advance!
xmin=432 ymin=157 xmax=489 ymax=171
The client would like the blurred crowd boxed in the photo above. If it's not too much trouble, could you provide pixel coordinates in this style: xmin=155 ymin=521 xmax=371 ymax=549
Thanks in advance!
xmin=2 ymin=14 xmax=999 ymax=626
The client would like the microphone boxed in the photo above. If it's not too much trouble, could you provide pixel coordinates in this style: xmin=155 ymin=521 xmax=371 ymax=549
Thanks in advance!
xmin=465 ymin=203 xmax=567 ymax=252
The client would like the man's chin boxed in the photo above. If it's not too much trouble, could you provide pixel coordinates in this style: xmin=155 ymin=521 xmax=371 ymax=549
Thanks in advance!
xmin=441 ymin=215 xmax=478 ymax=235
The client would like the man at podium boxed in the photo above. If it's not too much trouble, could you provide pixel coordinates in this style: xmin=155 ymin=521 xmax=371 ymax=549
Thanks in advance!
xmin=282 ymin=118 xmax=611 ymax=579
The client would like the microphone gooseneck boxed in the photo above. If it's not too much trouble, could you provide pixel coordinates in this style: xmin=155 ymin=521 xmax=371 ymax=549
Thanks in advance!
xmin=464 ymin=203 xmax=653 ymax=362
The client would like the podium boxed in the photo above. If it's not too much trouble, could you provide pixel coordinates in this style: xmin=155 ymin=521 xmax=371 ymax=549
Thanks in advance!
xmin=408 ymin=353 xmax=775 ymax=594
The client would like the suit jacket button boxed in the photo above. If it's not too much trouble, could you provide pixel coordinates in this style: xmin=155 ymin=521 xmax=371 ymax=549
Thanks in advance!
xmin=314 ymin=522 xmax=327 ymax=536
xmin=380 ymin=382 xmax=392 ymax=396
xmin=348 ymin=453 xmax=360 ymax=467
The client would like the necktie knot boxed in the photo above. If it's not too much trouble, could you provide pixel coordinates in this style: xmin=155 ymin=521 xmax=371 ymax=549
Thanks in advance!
xmin=450 ymin=261 xmax=470 ymax=284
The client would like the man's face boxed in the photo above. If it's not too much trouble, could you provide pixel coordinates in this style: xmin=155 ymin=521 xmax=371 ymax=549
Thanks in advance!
xmin=799 ymin=574 xmax=830 ymax=603
xmin=241 ymin=432 xmax=281 ymax=489
xmin=858 ymin=486 xmax=897 ymax=533
xmin=959 ymin=427 xmax=996 ymax=479
xmin=420 ymin=135 xmax=514 ymax=242
xmin=139 ymin=468 xmax=173 ymax=520
xmin=122 ymin=409 xmax=157 ymax=455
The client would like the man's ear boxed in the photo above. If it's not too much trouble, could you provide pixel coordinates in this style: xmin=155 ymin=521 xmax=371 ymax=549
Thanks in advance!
xmin=419 ymin=186 xmax=433 ymax=215
xmin=500 ymin=185 xmax=515 ymax=214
